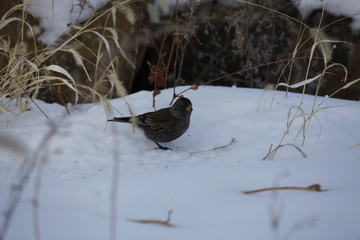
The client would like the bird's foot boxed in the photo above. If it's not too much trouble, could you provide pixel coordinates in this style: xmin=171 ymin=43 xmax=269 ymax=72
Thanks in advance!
xmin=155 ymin=142 xmax=172 ymax=151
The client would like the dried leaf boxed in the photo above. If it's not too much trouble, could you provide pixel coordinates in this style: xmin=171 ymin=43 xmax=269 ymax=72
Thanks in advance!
xmin=148 ymin=63 xmax=167 ymax=88
xmin=153 ymin=89 xmax=161 ymax=97
xmin=191 ymin=84 xmax=199 ymax=90
xmin=276 ymin=74 xmax=322 ymax=89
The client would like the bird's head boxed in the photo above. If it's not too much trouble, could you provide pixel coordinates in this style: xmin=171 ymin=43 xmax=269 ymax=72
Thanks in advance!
xmin=171 ymin=97 xmax=193 ymax=117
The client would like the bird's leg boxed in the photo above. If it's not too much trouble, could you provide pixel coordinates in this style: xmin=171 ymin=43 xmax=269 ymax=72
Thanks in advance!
xmin=154 ymin=142 xmax=171 ymax=151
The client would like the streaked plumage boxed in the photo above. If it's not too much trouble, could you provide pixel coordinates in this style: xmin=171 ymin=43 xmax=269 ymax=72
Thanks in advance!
xmin=108 ymin=97 xmax=192 ymax=149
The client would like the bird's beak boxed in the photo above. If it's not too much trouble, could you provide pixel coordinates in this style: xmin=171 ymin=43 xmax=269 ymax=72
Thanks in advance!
xmin=186 ymin=105 xmax=193 ymax=112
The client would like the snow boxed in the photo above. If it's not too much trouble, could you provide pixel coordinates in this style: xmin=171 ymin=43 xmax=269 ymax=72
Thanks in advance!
xmin=27 ymin=0 xmax=108 ymax=45
xmin=1 ymin=86 xmax=360 ymax=240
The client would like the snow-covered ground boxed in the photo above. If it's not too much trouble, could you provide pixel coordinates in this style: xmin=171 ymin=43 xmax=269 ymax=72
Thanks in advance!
xmin=1 ymin=86 xmax=360 ymax=240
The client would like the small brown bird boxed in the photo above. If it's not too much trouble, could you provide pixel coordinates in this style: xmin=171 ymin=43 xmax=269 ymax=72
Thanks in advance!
xmin=108 ymin=97 xmax=193 ymax=150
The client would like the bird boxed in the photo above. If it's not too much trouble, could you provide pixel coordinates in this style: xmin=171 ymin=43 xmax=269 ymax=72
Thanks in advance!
xmin=108 ymin=97 xmax=193 ymax=150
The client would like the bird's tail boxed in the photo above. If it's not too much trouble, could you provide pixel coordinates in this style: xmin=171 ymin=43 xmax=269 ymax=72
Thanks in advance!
xmin=108 ymin=117 xmax=131 ymax=122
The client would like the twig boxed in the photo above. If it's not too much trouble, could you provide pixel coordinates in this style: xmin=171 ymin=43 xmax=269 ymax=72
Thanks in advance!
xmin=243 ymin=184 xmax=327 ymax=194
xmin=189 ymin=138 xmax=236 ymax=155
xmin=14 ymin=79 xmax=50 ymax=119
xmin=263 ymin=143 xmax=307 ymax=160
xmin=128 ymin=210 xmax=176 ymax=228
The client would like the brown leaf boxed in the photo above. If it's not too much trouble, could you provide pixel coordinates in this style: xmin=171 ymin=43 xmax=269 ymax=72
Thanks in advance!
xmin=191 ymin=84 xmax=199 ymax=90
xmin=147 ymin=62 xmax=167 ymax=88
xmin=153 ymin=89 xmax=161 ymax=97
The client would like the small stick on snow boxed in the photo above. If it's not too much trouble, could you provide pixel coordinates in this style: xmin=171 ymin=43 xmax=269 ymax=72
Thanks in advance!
xmin=128 ymin=210 xmax=176 ymax=228
xmin=243 ymin=184 xmax=328 ymax=194
xmin=190 ymin=138 xmax=236 ymax=155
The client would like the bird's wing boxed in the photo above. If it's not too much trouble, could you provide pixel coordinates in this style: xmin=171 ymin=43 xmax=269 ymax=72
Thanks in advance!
xmin=137 ymin=109 xmax=175 ymax=130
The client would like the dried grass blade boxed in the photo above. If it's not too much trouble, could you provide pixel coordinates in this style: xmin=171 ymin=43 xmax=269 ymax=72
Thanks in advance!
xmin=105 ymin=27 xmax=136 ymax=69
xmin=45 ymin=65 xmax=79 ymax=104
xmin=276 ymin=74 xmax=322 ymax=89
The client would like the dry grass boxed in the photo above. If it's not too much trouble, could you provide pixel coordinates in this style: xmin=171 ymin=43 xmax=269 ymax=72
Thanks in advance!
xmin=231 ymin=1 xmax=360 ymax=160
xmin=0 ymin=3 xmax=136 ymax=237
xmin=0 ymin=0 xmax=135 ymax=118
